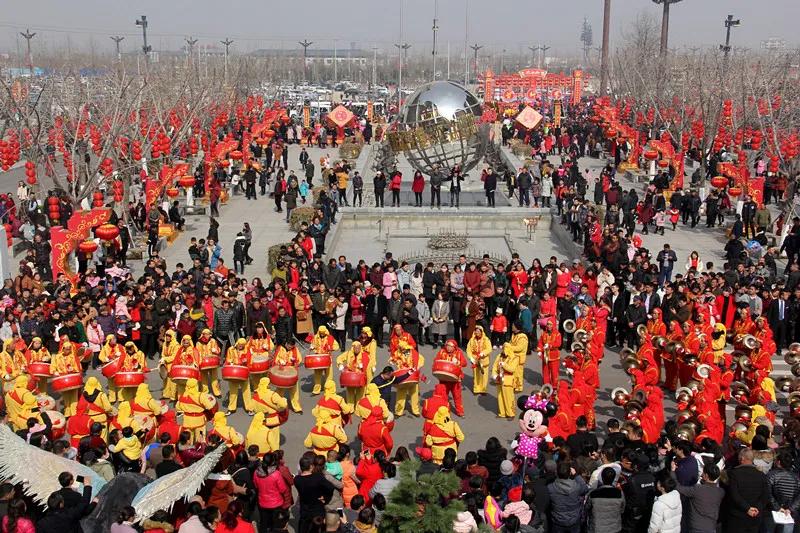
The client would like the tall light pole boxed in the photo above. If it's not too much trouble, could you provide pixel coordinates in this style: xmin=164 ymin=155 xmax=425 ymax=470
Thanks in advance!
xmin=134 ymin=15 xmax=151 ymax=64
xmin=528 ymin=46 xmax=538 ymax=66
xmin=600 ymin=0 xmax=611 ymax=95
xmin=110 ymin=35 xmax=124 ymax=62
xmin=538 ymin=45 xmax=550 ymax=69
xmin=432 ymin=0 xmax=439 ymax=80
xmin=653 ymin=0 xmax=683 ymax=58
xmin=720 ymin=14 xmax=741 ymax=60
xmin=299 ymin=39 xmax=313 ymax=82
xmin=221 ymin=38 xmax=233 ymax=84
xmin=463 ymin=0 xmax=470 ymax=85
xmin=185 ymin=36 xmax=197 ymax=70
xmin=469 ymin=43 xmax=482 ymax=83
xmin=371 ymin=46 xmax=378 ymax=91
xmin=397 ymin=0 xmax=404 ymax=103
xmin=19 ymin=29 xmax=35 ymax=75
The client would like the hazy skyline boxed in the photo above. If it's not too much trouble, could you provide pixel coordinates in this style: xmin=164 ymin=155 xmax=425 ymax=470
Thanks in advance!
xmin=1 ymin=0 xmax=798 ymax=58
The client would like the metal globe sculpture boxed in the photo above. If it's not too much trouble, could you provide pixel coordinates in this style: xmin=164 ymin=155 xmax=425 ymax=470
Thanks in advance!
xmin=389 ymin=81 xmax=488 ymax=175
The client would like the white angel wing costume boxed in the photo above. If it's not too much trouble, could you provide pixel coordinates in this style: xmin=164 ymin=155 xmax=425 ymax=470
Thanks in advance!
xmin=130 ymin=444 xmax=226 ymax=520
xmin=0 ymin=424 xmax=107 ymax=505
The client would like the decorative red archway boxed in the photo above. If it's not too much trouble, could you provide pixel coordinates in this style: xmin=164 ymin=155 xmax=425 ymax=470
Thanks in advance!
xmin=50 ymin=208 xmax=112 ymax=286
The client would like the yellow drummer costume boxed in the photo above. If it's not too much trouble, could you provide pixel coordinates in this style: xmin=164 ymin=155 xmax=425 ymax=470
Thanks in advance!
xmin=26 ymin=337 xmax=51 ymax=394
xmin=424 ymin=406 xmax=465 ymax=464
xmin=77 ymin=376 xmax=113 ymax=432
xmin=98 ymin=335 xmax=125 ymax=402
xmin=360 ymin=327 xmax=378 ymax=368
xmin=303 ymin=409 xmax=347 ymax=456
xmin=355 ymin=383 xmax=392 ymax=422
xmin=492 ymin=342 xmax=520 ymax=419
xmin=128 ymin=383 xmax=164 ymax=426
xmin=246 ymin=322 xmax=273 ymax=396
xmin=390 ymin=341 xmax=424 ymax=417
xmin=312 ymin=380 xmax=353 ymax=427
xmin=0 ymin=339 xmax=21 ymax=383
xmin=197 ymin=329 xmax=222 ymax=397
xmin=711 ymin=323 xmax=727 ymax=364
xmin=467 ymin=326 xmax=492 ymax=394
xmin=310 ymin=326 xmax=339 ymax=395
xmin=51 ymin=341 xmax=82 ymax=416
xmin=5 ymin=375 xmax=38 ymax=431
xmin=336 ymin=341 xmax=374 ymax=404
xmin=176 ymin=377 xmax=216 ymax=442
xmin=225 ymin=338 xmax=254 ymax=414
xmin=273 ymin=342 xmax=303 ymax=413
xmin=159 ymin=330 xmax=180 ymax=400
xmin=209 ymin=411 xmax=243 ymax=447
xmin=172 ymin=336 xmax=200 ymax=399
xmin=246 ymin=413 xmax=273 ymax=455
xmin=509 ymin=324 xmax=530 ymax=392
xmin=251 ymin=377 xmax=288 ymax=452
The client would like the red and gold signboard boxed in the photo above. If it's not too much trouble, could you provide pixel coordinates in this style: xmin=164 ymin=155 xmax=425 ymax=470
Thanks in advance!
xmin=748 ymin=177 xmax=765 ymax=206
xmin=518 ymin=68 xmax=547 ymax=79
xmin=571 ymin=70 xmax=583 ymax=106
xmin=303 ymin=105 xmax=311 ymax=128
xmin=328 ymin=105 xmax=354 ymax=128
xmin=515 ymin=106 xmax=543 ymax=130
xmin=145 ymin=163 xmax=189 ymax=213
xmin=366 ymin=101 xmax=374 ymax=122
xmin=483 ymin=69 xmax=495 ymax=104
xmin=50 ymin=208 xmax=111 ymax=286
xmin=553 ymin=99 xmax=562 ymax=127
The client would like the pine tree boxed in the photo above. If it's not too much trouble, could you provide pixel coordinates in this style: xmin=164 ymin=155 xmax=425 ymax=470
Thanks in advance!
xmin=379 ymin=460 xmax=465 ymax=533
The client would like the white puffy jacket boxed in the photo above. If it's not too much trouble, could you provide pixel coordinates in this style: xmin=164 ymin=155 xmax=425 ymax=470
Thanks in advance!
xmin=648 ymin=489 xmax=682 ymax=533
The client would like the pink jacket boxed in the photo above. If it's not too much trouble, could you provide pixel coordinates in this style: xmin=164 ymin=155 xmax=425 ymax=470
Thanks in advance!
xmin=253 ymin=468 xmax=288 ymax=509
xmin=2 ymin=516 xmax=36 ymax=533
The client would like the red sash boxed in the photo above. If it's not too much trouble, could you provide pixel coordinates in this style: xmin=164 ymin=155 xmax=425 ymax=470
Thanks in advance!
xmin=426 ymin=424 xmax=457 ymax=447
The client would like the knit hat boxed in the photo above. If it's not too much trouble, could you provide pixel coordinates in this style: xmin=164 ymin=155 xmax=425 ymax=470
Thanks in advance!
xmin=500 ymin=460 xmax=514 ymax=476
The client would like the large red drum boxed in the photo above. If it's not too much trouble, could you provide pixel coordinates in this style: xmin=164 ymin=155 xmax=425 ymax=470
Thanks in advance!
xmin=340 ymin=370 xmax=366 ymax=388
xmin=45 ymin=410 xmax=66 ymax=440
xmin=77 ymin=346 xmax=92 ymax=363
xmin=222 ymin=365 xmax=250 ymax=381
xmin=37 ymin=394 xmax=56 ymax=410
xmin=249 ymin=356 xmax=270 ymax=375
xmin=28 ymin=362 xmax=51 ymax=378
xmin=304 ymin=354 xmax=332 ymax=370
xmin=114 ymin=371 xmax=146 ymax=388
xmin=101 ymin=359 xmax=121 ymax=378
xmin=432 ymin=360 xmax=462 ymax=382
xmin=169 ymin=365 xmax=201 ymax=382
xmin=51 ymin=373 xmax=83 ymax=392
xmin=394 ymin=368 xmax=420 ymax=384
xmin=133 ymin=414 xmax=157 ymax=442
xmin=269 ymin=366 xmax=298 ymax=388
xmin=199 ymin=356 xmax=221 ymax=370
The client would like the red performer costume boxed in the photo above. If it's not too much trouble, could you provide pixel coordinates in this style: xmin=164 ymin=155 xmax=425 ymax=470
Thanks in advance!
xmin=537 ymin=321 xmax=562 ymax=386
xmin=433 ymin=340 xmax=467 ymax=417
xmin=357 ymin=405 xmax=394 ymax=455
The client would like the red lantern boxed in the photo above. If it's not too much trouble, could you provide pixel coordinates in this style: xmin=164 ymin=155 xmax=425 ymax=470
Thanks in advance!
xmin=710 ymin=176 xmax=728 ymax=189
xmin=26 ymin=176 xmax=37 ymax=185
xmin=165 ymin=187 xmax=180 ymax=198
xmin=727 ymin=187 xmax=742 ymax=197
xmin=95 ymin=223 xmax=120 ymax=241
xmin=657 ymin=159 xmax=670 ymax=169
xmin=78 ymin=240 xmax=98 ymax=255
xmin=643 ymin=149 xmax=659 ymax=161
xmin=229 ymin=150 xmax=243 ymax=160
xmin=178 ymin=175 xmax=195 ymax=188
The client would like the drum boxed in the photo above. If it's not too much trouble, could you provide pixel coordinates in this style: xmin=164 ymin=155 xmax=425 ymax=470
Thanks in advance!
xmin=304 ymin=354 xmax=332 ymax=370
xmin=101 ymin=359 xmax=121 ymax=378
xmin=45 ymin=410 xmax=66 ymax=440
xmin=340 ymin=370 xmax=366 ymax=388
xmin=249 ymin=356 xmax=270 ymax=375
xmin=37 ymin=394 xmax=56 ymax=411
xmin=28 ymin=362 xmax=51 ymax=378
xmin=222 ymin=365 xmax=250 ymax=381
xmin=394 ymin=368 xmax=420 ymax=385
xmin=77 ymin=346 xmax=93 ymax=363
xmin=51 ymin=373 xmax=83 ymax=393
xmin=114 ymin=372 xmax=146 ymax=388
xmin=199 ymin=356 xmax=221 ymax=370
xmin=169 ymin=365 xmax=201 ymax=382
xmin=432 ymin=360 xmax=461 ymax=383
xmin=158 ymin=364 xmax=168 ymax=380
xmin=133 ymin=414 xmax=156 ymax=442
xmin=269 ymin=366 xmax=299 ymax=389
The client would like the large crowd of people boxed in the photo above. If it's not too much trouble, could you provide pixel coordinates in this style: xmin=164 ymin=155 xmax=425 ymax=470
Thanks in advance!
xmin=0 ymin=97 xmax=798 ymax=533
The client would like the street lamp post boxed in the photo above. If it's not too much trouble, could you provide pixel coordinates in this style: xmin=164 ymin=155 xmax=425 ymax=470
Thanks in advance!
xmin=221 ymin=38 xmax=233 ymax=84
xmin=299 ymin=39 xmax=313 ymax=82
xmin=134 ymin=15 xmax=151 ymax=64
xmin=720 ymin=14 xmax=741 ymax=60
xmin=432 ymin=0 xmax=439 ymax=81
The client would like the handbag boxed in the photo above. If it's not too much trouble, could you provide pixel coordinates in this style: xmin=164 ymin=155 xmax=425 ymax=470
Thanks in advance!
xmin=537 ymin=317 xmax=550 ymax=328
xmin=351 ymin=309 xmax=365 ymax=324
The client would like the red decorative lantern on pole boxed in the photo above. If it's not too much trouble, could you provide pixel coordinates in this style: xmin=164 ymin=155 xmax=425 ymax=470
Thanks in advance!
xmin=178 ymin=175 xmax=195 ymax=189
xmin=644 ymin=149 xmax=659 ymax=161
xmin=92 ymin=191 xmax=105 ymax=208
xmin=165 ymin=187 xmax=180 ymax=198
xmin=95 ymin=223 xmax=120 ymax=241
xmin=727 ymin=187 xmax=742 ymax=198
xmin=710 ymin=176 xmax=728 ymax=189
xmin=657 ymin=159 xmax=670 ymax=169
xmin=229 ymin=150 xmax=243 ymax=160
xmin=78 ymin=240 xmax=98 ymax=255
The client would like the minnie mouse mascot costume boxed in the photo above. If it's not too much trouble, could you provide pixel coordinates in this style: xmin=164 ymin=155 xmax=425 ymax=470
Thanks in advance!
xmin=511 ymin=392 xmax=557 ymax=475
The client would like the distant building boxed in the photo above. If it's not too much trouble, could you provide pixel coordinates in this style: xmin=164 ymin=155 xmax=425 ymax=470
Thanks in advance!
xmin=251 ymin=45 xmax=369 ymax=67
xmin=761 ymin=38 xmax=786 ymax=51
